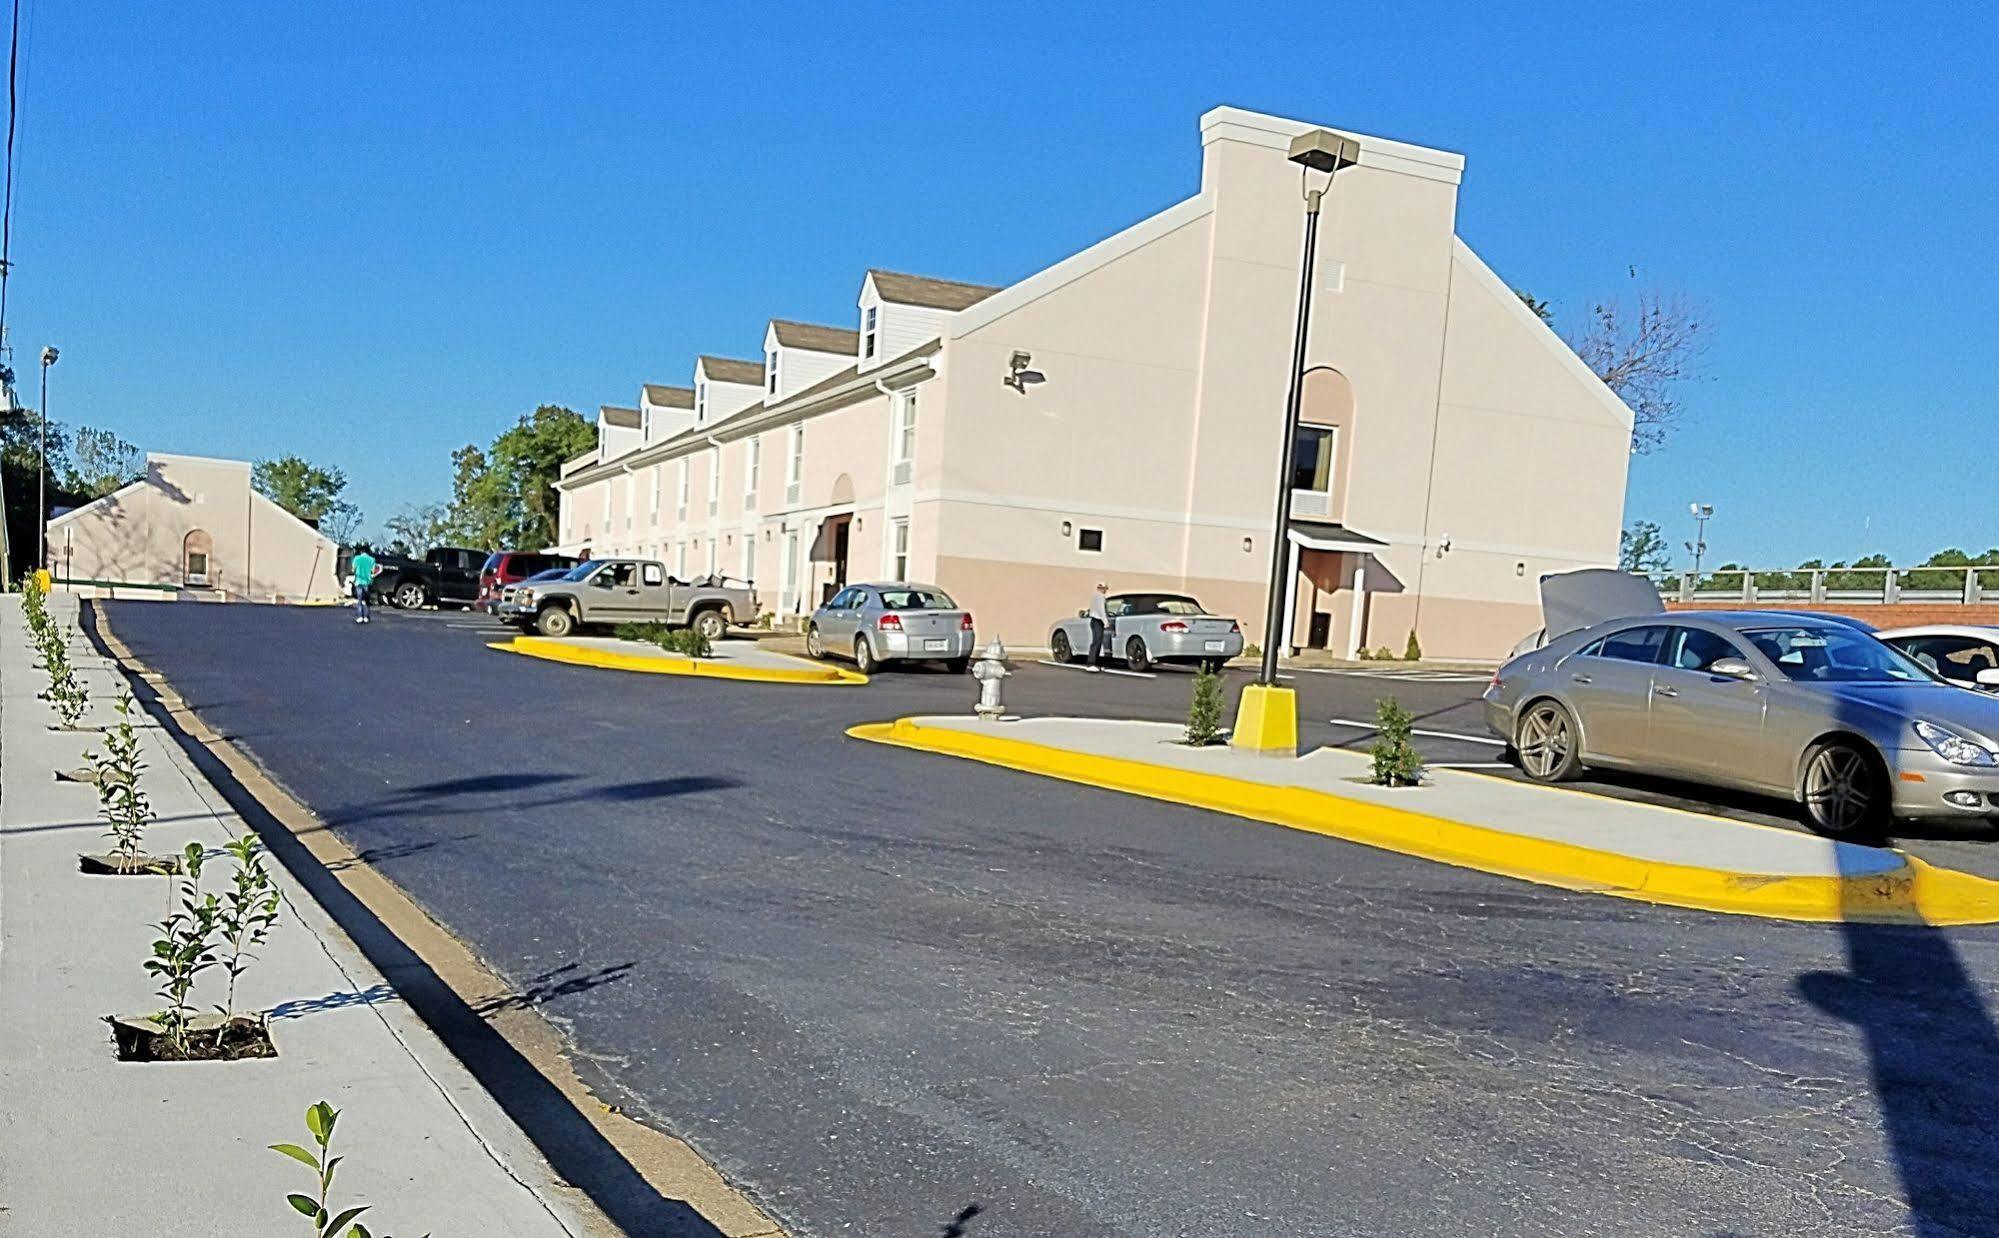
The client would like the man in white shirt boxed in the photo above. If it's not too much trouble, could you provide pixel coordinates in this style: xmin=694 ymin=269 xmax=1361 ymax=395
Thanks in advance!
xmin=1087 ymin=582 xmax=1111 ymax=672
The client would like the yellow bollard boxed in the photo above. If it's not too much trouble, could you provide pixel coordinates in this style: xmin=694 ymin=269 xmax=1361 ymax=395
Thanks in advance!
xmin=1230 ymin=683 xmax=1298 ymax=757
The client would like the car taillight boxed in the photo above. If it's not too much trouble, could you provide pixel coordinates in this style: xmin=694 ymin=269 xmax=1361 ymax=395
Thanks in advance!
xmin=1160 ymin=620 xmax=1188 ymax=632
xmin=878 ymin=613 xmax=903 ymax=630
xmin=960 ymin=613 xmax=975 ymax=631
xmin=1489 ymin=670 xmax=1502 ymax=688
xmin=1230 ymin=620 xmax=1241 ymax=633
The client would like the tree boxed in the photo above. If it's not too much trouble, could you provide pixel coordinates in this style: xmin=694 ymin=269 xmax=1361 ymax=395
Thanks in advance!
xmin=1571 ymin=281 xmax=1710 ymax=454
xmin=446 ymin=405 xmax=595 ymax=551
xmin=65 ymin=426 xmax=144 ymax=499
xmin=253 ymin=454 xmax=359 ymax=536
xmin=382 ymin=502 xmax=452 ymax=555
xmin=1513 ymin=289 xmax=1554 ymax=325
xmin=1618 ymin=520 xmax=1670 ymax=574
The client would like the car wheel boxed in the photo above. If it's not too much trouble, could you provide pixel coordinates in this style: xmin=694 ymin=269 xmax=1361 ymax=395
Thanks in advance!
xmin=1050 ymin=631 xmax=1073 ymax=663
xmin=854 ymin=636 xmax=879 ymax=675
xmin=392 ymin=580 xmax=428 ymax=610
xmin=944 ymin=656 xmax=970 ymax=675
xmin=535 ymin=605 xmax=575 ymax=639
xmin=1514 ymin=699 xmax=1583 ymax=782
xmin=1125 ymin=636 xmax=1151 ymax=673
xmin=692 ymin=608 xmax=728 ymax=642
xmin=805 ymin=624 xmax=825 ymax=659
xmin=1801 ymin=739 xmax=1890 ymax=838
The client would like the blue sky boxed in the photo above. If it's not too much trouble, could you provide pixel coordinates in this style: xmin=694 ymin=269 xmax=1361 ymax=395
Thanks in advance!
xmin=12 ymin=3 xmax=1994 ymax=564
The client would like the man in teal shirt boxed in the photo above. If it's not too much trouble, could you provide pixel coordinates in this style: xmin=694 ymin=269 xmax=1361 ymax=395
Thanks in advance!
xmin=350 ymin=550 xmax=378 ymax=624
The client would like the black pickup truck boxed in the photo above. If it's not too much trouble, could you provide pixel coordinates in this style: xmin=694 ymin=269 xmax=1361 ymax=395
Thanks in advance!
xmin=368 ymin=546 xmax=488 ymax=610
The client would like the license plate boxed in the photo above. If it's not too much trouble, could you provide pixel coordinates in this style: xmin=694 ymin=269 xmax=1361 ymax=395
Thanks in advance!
xmin=1204 ymin=639 xmax=1226 ymax=652
xmin=924 ymin=638 xmax=949 ymax=652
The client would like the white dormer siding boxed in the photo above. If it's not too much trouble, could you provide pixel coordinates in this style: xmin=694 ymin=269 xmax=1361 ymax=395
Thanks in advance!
xmin=640 ymin=384 xmax=697 ymax=445
xmin=763 ymin=321 xmax=857 ymax=402
xmin=597 ymin=407 xmax=645 ymax=463
xmin=693 ymin=356 xmax=765 ymax=425
xmin=857 ymin=270 xmax=999 ymax=373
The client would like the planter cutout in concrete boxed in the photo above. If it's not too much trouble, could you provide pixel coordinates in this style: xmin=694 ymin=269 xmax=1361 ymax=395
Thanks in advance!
xmin=105 ymin=1012 xmax=277 ymax=1062
xmin=55 ymin=766 xmax=131 ymax=785
xmin=77 ymin=852 xmax=180 ymax=876
xmin=48 ymin=722 xmax=108 ymax=733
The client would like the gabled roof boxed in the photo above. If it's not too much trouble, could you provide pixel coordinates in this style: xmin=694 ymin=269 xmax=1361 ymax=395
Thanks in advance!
xmin=867 ymin=269 xmax=1001 ymax=311
xmin=698 ymin=356 xmax=765 ymax=386
xmin=599 ymin=405 xmax=642 ymax=429
xmin=770 ymin=320 xmax=861 ymax=355
xmin=642 ymin=383 xmax=694 ymax=410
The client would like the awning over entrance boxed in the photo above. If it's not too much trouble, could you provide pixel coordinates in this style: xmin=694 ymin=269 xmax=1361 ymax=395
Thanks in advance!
xmin=1285 ymin=521 xmax=1388 ymax=554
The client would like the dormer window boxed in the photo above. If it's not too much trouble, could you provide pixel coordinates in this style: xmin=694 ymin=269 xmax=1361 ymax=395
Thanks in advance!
xmin=863 ymin=306 xmax=878 ymax=360
xmin=696 ymin=381 xmax=707 ymax=422
xmin=766 ymin=349 xmax=778 ymax=395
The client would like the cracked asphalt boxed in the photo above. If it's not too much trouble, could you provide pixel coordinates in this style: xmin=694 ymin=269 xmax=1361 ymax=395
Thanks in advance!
xmin=100 ymin=602 xmax=1999 ymax=1236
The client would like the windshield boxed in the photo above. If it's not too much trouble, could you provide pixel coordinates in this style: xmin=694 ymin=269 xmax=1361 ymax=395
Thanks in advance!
xmin=560 ymin=561 xmax=601 ymax=582
xmin=878 ymin=588 xmax=955 ymax=610
xmin=1744 ymin=626 xmax=1938 ymax=684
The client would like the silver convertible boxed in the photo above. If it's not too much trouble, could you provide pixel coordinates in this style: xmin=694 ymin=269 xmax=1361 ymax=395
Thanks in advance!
xmin=1047 ymin=592 xmax=1243 ymax=673
xmin=1485 ymin=603 xmax=1999 ymax=837
xmin=806 ymin=582 xmax=977 ymax=675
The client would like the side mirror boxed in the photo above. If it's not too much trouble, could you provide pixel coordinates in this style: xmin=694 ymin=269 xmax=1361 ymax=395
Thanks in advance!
xmin=1976 ymin=668 xmax=1999 ymax=688
xmin=1709 ymin=657 xmax=1759 ymax=682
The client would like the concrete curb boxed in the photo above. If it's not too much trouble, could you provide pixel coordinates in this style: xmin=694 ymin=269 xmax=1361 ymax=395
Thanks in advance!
xmin=491 ymin=637 xmax=868 ymax=686
xmin=849 ymin=717 xmax=1999 ymax=926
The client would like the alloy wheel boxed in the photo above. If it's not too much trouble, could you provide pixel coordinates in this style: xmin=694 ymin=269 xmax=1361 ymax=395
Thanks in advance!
xmin=1804 ymin=745 xmax=1878 ymax=835
xmin=806 ymin=625 xmax=823 ymax=658
xmin=1516 ymin=703 xmax=1571 ymax=780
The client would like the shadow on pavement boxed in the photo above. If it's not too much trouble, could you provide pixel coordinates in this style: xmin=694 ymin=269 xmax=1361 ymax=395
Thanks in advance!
xmin=84 ymin=608 xmax=734 ymax=1238
xmin=473 ymin=962 xmax=637 ymax=1017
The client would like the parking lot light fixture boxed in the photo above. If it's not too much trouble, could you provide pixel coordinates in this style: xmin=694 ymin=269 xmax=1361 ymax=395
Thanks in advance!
xmin=1234 ymin=129 xmax=1359 ymax=758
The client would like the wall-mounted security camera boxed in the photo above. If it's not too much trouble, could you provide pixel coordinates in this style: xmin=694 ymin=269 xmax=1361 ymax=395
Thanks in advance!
xmin=1004 ymin=350 xmax=1046 ymax=393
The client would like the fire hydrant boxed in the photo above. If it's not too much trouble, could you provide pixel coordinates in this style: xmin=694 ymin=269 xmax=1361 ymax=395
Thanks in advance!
xmin=971 ymin=639 xmax=1010 ymax=721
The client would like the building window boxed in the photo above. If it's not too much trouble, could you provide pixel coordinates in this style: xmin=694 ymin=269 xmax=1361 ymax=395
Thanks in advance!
xmin=676 ymin=542 xmax=688 ymax=578
xmin=785 ymin=423 xmax=804 ymax=506
xmin=696 ymin=381 xmax=707 ymax=422
xmin=741 ymin=533 xmax=755 ymax=583
xmin=1078 ymin=528 xmax=1104 ymax=553
xmin=766 ymin=349 xmax=778 ymax=395
xmin=602 ymin=483 xmax=612 ymax=521
xmin=650 ymin=465 xmax=662 ymax=520
xmin=707 ymin=445 xmax=721 ymax=513
xmin=745 ymin=435 xmax=761 ymax=508
xmin=891 ymin=389 xmax=916 ymax=485
xmin=706 ymin=537 xmax=717 ymax=574
xmin=863 ymin=306 xmax=878 ymax=360
xmin=676 ymin=459 xmax=689 ymax=517
xmin=891 ymin=517 xmax=910 ymax=580
xmin=1291 ymin=425 xmax=1337 ymax=494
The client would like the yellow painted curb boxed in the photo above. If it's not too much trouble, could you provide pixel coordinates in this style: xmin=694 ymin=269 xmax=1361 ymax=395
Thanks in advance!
xmin=849 ymin=718 xmax=1999 ymax=926
xmin=492 ymin=636 xmax=868 ymax=685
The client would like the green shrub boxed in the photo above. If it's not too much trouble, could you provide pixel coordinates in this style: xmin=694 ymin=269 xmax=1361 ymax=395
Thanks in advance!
xmin=613 ymin=620 xmax=670 ymax=644
xmin=1403 ymin=631 xmax=1423 ymax=661
xmin=91 ymin=690 xmax=153 ymax=862
xmin=272 ymin=1101 xmax=423 ymax=1236
xmin=1369 ymin=696 xmax=1424 ymax=787
xmin=217 ymin=836 xmax=281 ymax=1021
xmin=660 ymin=627 xmax=712 ymax=658
xmin=1371 ymin=645 xmax=1394 ymax=661
xmin=146 ymin=842 xmax=221 ymax=1057
xmin=1184 ymin=666 xmax=1224 ymax=746
xmin=1243 ymin=642 xmax=1263 ymax=659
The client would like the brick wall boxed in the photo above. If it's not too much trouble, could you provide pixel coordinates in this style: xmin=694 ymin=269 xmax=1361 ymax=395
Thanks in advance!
xmin=1666 ymin=601 xmax=1999 ymax=629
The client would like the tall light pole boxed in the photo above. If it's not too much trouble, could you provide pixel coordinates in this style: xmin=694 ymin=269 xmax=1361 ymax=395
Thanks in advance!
xmin=35 ymin=342 xmax=53 ymax=569
xmin=1687 ymin=501 xmax=1713 ymax=578
xmin=1234 ymin=128 xmax=1360 ymax=756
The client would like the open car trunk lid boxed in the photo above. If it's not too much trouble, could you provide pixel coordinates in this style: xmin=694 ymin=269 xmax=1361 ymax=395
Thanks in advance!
xmin=1540 ymin=568 xmax=1664 ymax=641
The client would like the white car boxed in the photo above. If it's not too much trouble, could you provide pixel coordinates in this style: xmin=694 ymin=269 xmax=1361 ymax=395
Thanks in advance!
xmin=1877 ymin=624 xmax=1999 ymax=694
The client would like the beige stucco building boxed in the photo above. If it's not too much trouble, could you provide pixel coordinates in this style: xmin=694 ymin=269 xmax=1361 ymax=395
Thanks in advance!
xmin=555 ymin=106 xmax=1632 ymax=660
xmin=47 ymin=453 xmax=343 ymax=603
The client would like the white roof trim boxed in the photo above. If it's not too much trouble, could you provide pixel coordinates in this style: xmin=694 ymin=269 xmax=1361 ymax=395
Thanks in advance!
xmin=1451 ymin=236 xmax=1634 ymax=434
xmin=47 ymin=477 xmax=150 ymax=527
xmin=1199 ymin=106 xmax=1465 ymax=186
xmin=146 ymin=451 xmax=252 ymax=471
xmin=948 ymin=191 xmax=1215 ymax=338
xmin=1287 ymin=526 xmax=1388 ymax=553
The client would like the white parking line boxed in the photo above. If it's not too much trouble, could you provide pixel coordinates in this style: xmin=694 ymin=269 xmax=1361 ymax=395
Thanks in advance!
xmin=1326 ymin=718 xmax=1503 ymax=747
xmin=1302 ymin=668 xmax=1493 ymax=683
xmin=1428 ymin=761 xmax=1514 ymax=769
xmin=1034 ymin=659 xmax=1156 ymax=679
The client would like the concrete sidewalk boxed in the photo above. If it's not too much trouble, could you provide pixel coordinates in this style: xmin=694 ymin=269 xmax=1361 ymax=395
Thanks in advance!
xmin=854 ymin=715 xmax=1999 ymax=924
xmin=0 ymin=594 xmax=601 ymax=1236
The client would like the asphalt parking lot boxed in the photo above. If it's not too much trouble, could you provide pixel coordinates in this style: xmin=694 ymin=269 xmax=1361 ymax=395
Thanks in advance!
xmin=94 ymin=600 xmax=1999 ymax=1237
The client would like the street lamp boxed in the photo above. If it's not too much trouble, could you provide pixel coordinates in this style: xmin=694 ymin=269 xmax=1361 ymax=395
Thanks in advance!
xmin=1687 ymin=502 xmax=1714 ymax=578
xmin=1234 ymin=129 xmax=1360 ymax=756
xmin=36 ymin=345 xmax=56 ymax=570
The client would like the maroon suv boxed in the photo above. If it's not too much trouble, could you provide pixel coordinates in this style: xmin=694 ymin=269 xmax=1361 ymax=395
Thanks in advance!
xmin=478 ymin=551 xmax=579 ymax=614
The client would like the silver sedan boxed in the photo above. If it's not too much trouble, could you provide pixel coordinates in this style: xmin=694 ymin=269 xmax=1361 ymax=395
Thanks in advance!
xmin=1484 ymin=610 xmax=1999 ymax=837
xmin=1048 ymin=592 xmax=1244 ymax=672
xmin=806 ymin=582 xmax=976 ymax=675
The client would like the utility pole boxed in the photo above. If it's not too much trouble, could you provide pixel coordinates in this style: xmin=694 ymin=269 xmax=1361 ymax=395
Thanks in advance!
xmin=1686 ymin=502 xmax=1714 ymax=578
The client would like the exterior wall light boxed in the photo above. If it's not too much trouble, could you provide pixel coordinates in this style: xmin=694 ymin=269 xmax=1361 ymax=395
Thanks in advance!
xmin=1004 ymin=350 xmax=1045 ymax=393
xmin=1243 ymin=537 xmax=1254 ymax=553
xmin=1061 ymin=520 xmax=1073 ymax=537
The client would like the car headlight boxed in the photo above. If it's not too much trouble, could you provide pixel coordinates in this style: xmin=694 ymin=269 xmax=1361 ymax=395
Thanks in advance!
xmin=516 ymin=589 xmax=534 ymax=604
xmin=1913 ymin=720 xmax=1999 ymax=766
